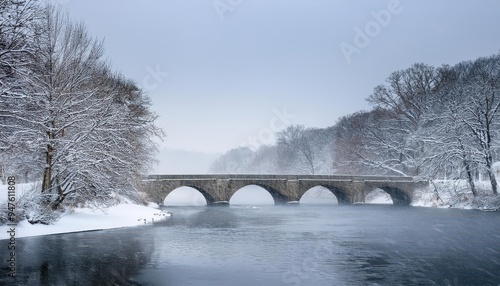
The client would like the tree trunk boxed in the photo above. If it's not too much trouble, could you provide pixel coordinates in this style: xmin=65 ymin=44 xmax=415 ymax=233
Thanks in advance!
xmin=463 ymin=159 xmax=477 ymax=196
xmin=41 ymin=144 xmax=53 ymax=193
xmin=486 ymin=164 xmax=498 ymax=195
xmin=51 ymin=177 xmax=66 ymax=210
xmin=51 ymin=193 xmax=66 ymax=210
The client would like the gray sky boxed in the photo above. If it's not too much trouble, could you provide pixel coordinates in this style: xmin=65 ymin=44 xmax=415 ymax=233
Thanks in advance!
xmin=54 ymin=0 xmax=500 ymax=154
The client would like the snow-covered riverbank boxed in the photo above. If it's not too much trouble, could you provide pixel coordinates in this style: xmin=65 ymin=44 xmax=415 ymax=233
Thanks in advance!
xmin=411 ymin=180 xmax=500 ymax=211
xmin=0 ymin=202 xmax=170 ymax=239
xmin=0 ymin=182 xmax=171 ymax=239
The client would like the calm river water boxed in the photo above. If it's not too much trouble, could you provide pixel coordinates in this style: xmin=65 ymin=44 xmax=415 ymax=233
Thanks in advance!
xmin=2 ymin=205 xmax=500 ymax=285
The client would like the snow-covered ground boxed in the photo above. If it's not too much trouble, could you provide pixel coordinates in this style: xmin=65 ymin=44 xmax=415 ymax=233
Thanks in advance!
xmin=0 ymin=182 xmax=171 ymax=239
xmin=0 ymin=203 xmax=170 ymax=239
xmin=412 ymin=179 xmax=500 ymax=211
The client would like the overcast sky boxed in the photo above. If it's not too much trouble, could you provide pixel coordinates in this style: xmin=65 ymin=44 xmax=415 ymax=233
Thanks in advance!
xmin=53 ymin=0 xmax=500 ymax=154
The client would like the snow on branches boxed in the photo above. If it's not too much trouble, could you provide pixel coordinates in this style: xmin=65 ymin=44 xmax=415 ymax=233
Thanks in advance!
xmin=1 ymin=3 xmax=162 ymax=220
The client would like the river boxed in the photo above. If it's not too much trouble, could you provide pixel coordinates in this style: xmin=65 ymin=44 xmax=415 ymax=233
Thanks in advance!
xmin=1 ymin=205 xmax=500 ymax=285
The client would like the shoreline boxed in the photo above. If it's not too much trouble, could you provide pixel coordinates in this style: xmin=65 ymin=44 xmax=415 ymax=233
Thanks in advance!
xmin=0 ymin=203 xmax=171 ymax=240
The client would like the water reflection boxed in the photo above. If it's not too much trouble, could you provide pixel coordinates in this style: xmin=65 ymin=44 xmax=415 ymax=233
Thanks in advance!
xmin=156 ymin=207 xmax=240 ymax=229
xmin=0 ymin=229 xmax=154 ymax=285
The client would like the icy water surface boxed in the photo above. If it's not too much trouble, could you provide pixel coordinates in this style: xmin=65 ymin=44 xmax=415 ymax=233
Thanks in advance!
xmin=2 ymin=205 xmax=500 ymax=285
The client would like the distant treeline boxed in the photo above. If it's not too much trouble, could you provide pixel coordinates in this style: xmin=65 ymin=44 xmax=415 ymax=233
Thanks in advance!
xmin=210 ymin=53 xmax=500 ymax=196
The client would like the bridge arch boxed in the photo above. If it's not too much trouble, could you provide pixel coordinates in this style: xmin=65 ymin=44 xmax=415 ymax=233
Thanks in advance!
xmin=299 ymin=184 xmax=351 ymax=205
xmin=375 ymin=186 xmax=411 ymax=206
xmin=164 ymin=186 xmax=209 ymax=206
xmin=167 ymin=185 xmax=216 ymax=205
xmin=227 ymin=182 xmax=288 ymax=205
xmin=229 ymin=185 xmax=275 ymax=205
xmin=299 ymin=186 xmax=338 ymax=205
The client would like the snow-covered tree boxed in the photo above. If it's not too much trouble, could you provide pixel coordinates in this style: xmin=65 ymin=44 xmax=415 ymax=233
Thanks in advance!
xmin=209 ymin=147 xmax=254 ymax=174
xmin=1 ymin=5 xmax=161 ymax=216
xmin=245 ymin=145 xmax=279 ymax=174
xmin=276 ymin=125 xmax=307 ymax=173
xmin=0 ymin=0 xmax=39 ymax=183
xmin=333 ymin=109 xmax=407 ymax=176
xmin=334 ymin=55 xmax=500 ymax=197
xmin=459 ymin=55 xmax=500 ymax=194
xmin=365 ymin=63 xmax=442 ymax=177
xmin=274 ymin=125 xmax=335 ymax=174
xmin=426 ymin=64 xmax=481 ymax=194
xmin=298 ymin=127 xmax=335 ymax=175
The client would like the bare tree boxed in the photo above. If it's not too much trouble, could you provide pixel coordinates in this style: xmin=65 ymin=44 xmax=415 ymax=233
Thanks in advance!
xmin=0 ymin=0 xmax=39 ymax=183
xmin=459 ymin=55 xmax=500 ymax=194
xmin=2 ymin=5 xmax=161 ymax=217
xmin=247 ymin=145 xmax=279 ymax=174
xmin=209 ymin=147 xmax=253 ymax=174
xmin=425 ymin=64 xmax=481 ymax=195
xmin=275 ymin=125 xmax=334 ymax=174
xmin=363 ymin=63 xmax=443 ymax=177
xmin=333 ymin=109 xmax=410 ymax=176
xmin=275 ymin=125 xmax=305 ymax=173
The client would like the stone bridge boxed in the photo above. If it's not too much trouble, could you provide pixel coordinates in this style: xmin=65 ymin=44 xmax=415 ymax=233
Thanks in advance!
xmin=143 ymin=175 xmax=429 ymax=206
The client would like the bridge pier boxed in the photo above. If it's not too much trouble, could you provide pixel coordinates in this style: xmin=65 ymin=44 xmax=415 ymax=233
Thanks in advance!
xmin=284 ymin=180 xmax=301 ymax=202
